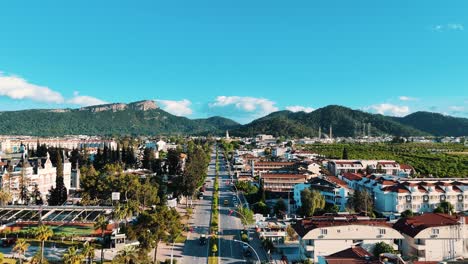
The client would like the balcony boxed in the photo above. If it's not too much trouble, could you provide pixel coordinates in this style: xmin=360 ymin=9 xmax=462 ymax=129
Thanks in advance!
xmin=305 ymin=245 xmax=314 ymax=252
xmin=413 ymin=243 xmax=425 ymax=250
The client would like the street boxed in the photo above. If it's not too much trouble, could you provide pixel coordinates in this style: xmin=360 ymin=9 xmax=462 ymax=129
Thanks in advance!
xmin=181 ymin=150 xmax=216 ymax=264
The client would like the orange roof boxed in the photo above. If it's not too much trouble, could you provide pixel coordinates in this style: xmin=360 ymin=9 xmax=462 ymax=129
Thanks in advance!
xmin=326 ymin=176 xmax=348 ymax=188
xmin=342 ymin=172 xmax=362 ymax=181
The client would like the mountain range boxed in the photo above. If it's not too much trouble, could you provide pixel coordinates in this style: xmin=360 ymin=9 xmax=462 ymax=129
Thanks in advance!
xmin=0 ymin=100 xmax=466 ymax=137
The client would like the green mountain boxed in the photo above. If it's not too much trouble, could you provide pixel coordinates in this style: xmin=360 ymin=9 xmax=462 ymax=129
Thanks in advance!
xmin=0 ymin=100 xmax=240 ymax=136
xmin=231 ymin=105 xmax=428 ymax=137
xmin=393 ymin=111 xmax=468 ymax=137
xmin=0 ymin=101 xmax=465 ymax=137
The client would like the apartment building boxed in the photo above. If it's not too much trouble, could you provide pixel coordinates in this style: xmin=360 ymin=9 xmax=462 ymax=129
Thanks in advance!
xmin=294 ymin=176 xmax=350 ymax=211
xmin=393 ymin=213 xmax=467 ymax=261
xmin=292 ymin=215 xmax=403 ymax=262
xmin=328 ymin=160 xmax=413 ymax=177
xmin=261 ymin=173 xmax=307 ymax=193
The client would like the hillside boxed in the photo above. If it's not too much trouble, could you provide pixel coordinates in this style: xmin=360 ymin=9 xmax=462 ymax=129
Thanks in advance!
xmin=393 ymin=112 xmax=468 ymax=137
xmin=0 ymin=101 xmax=465 ymax=137
xmin=0 ymin=100 xmax=240 ymax=136
xmin=231 ymin=105 xmax=428 ymax=137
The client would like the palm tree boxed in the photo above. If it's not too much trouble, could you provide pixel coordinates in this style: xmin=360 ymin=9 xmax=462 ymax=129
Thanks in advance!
xmin=63 ymin=246 xmax=85 ymax=264
xmin=94 ymin=215 xmax=109 ymax=264
xmin=34 ymin=224 xmax=53 ymax=263
xmin=81 ymin=241 xmax=95 ymax=264
xmin=114 ymin=246 xmax=139 ymax=264
xmin=12 ymin=238 xmax=29 ymax=264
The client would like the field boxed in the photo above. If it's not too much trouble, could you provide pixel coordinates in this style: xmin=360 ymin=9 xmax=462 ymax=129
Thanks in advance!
xmin=3 ymin=222 xmax=96 ymax=237
xmin=301 ymin=142 xmax=468 ymax=177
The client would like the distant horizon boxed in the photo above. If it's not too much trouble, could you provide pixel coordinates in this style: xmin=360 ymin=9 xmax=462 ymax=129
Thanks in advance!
xmin=1 ymin=0 xmax=467 ymax=123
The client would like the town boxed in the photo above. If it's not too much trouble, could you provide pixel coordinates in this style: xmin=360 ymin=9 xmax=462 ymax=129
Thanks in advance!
xmin=0 ymin=133 xmax=466 ymax=264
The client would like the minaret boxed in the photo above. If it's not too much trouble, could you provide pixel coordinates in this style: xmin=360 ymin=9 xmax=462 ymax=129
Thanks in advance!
xmin=318 ymin=127 xmax=321 ymax=139
xmin=329 ymin=125 xmax=333 ymax=139
xmin=367 ymin=123 xmax=371 ymax=137
xmin=226 ymin=130 xmax=230 ymax=140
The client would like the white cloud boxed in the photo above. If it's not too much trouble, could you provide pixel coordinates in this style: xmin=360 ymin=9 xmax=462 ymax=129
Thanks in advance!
xmin=209 ymin=96 xmax=278 ymax=114
xmin=431 ymin=23 xmax=464 ymax=32
xmin=157 ymin=99 xmax=193 ymax=116
xmin=449 ymin=106 xmax=465 ymax=111
xmin=399 ymin=96 xmax=417 ymax=101
xmin=365 ymin=103 xmax=410 ymax=117
xmin=67 ymin=92 xmax=108 ymax=106
xmin=0 ymin=72 xmax=64 ymax=103
xmin=286 ymin=105 xmax=315 ymax=113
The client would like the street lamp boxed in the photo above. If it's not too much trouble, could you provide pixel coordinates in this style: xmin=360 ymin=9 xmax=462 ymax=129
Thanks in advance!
xmin=233 ymin=239 xmax=261 ymax=264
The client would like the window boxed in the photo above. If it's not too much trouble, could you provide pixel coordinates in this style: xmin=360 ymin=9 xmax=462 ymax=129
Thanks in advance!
xmin=321 ymin=229 xmax=328 ymax=235
xmin=406 ymin=195 xmax=412 ymax=202
xmin=379 ymin=229 xmax=386 ymax=235
xmin=440 ymin=195 xmax=446 ymax=201
xmin=432 ymin=229 xmax=439 ymax=235
xmin=423 ymin=195 xmax=429 ymax=202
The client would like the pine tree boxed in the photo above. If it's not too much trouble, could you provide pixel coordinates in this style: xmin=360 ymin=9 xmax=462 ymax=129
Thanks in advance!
xmin=48 ymin=150 xmax=68 ymax=205
xmin=342 ymin=147 xmax=349 ymax=159
xmin=31 ymin=184 xmax=43 ymax=205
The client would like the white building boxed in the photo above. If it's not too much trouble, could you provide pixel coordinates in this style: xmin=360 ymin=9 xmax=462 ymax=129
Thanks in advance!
xmin=292 ymin=215 xmax=403 ymax=262
xmin=393 ymin=213 xmax=467 ymax=261
xmin=294 ymin=176 xmax=350 ymax=211
xmin=328 ymin=160 xmax=413 ymax=177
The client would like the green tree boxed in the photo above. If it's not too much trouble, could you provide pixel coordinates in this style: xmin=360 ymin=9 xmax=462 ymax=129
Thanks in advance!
xmin=342 ymin=147 xmax=349 ymax=159
xmin=300 ymin=189 xmax=326 ymax=217
xmin=81 ymin=242 xmax=95 ymax=264
xmin=31 ymin=184 xmax=43 ymax=205
xmin=13 ymin=238 xmax=29 ymax=264
xmin=63 ymin=247 xmax=84 ymax=264
xmin=434 ymin=201 xmax=454 ymax=214
xmin=48 ymin=150 xmax=68 ymax=205
xmin=114 ymin=246 xmax=139 ymax=264
xmin=347 ymin=189 xmax=373 ymax=216
xmin=274 ymin=198 xmax=287 ymax=217
xmin=401 ymin=209 xmax=414 ymax=218
xmin=237 ymin=207 xmax=255 ymax=226
xmin=253 ymin=201 xmax=269 ymax=215
xmin=211 ymin=244 xmax=218 ymax=256
xmin=94 ymin=215 xmax=109 ymax=263
xmin=373 ymin=241 xmax=395 ymax=257
xmin=34 ymin=224 xmax=53 ymax=264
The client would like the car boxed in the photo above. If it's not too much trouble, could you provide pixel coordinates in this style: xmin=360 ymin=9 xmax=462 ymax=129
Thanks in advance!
xmin=233 ymin=196 xmax=237 ymax=201
xmin=224 ymin=199 xmax=229 ymax=206
xmin=199 ymin=234 xmax=207 ymax=245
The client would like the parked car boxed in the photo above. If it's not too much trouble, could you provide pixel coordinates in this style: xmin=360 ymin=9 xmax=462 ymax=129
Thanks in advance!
xmin=199 ymin=234 xmax=207 ymax=245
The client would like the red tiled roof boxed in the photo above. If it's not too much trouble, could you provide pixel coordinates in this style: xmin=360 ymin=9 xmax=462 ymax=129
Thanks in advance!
xmin=393 ymin=213 xmax=461 ymax=238
xmin=342 ymin=172 xmax=362 ymax=181
xmin=262 ymin=173 xmax=305 ymax=179
xmin=400 ymin=164 xmax=414 ymax=170
xmin=382 ymin=184 xmax=410 ymax=193
xmin=293 ymin=216 xmax=391 ymax=237
xmin=325 ymin=246 xmax=380 ymax=264
xmin=255 ymin=162 xmax=295 ymax=166
xmin=326 ymin=176 xmax=348 ymax=188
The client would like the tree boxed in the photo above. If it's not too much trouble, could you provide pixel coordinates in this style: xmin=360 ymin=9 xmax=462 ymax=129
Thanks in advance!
xmin=34 ymin=224 xmax=53 ymax=264
xmin=94 ymin=215 xmax=109 ymax=264
xmin=274 ymin=198 xmax=287 ymax=217
xmin=347 ymin=189 xmax=373 ymax=216
xmin=342 ymin=147 xmax=349 ymax=159
xmin=142 ymin=147 xmax=156 ymax=171
xmin=48 ymin=150 xmax=68 ymax=205
xmin=401 ymin=209 xmax=414 ymax=218
xmin=237 ymin=207 xmax=255 ymax=226
xmin=286 ymin=225 xmax=298 ymax=241
xmin=253 ymin=201 xmax=269 ymax=215
xmin=373 ymin=241 xmax=395 ymax=257
xmin=300 ymin=189 xmax=326 ymax=217
xmin=127 ymin=206 xmax=182 ymax=263
xmin=31 ymin=184 xmax=43 ymax=205
xmin=81 ymin=242 xmax=95 ymax=264
xmin=114 ymin=246 xmax=139 ymax=264
xmin=63 ymin=247 xmax=84 ymax=264
xmin=13 ymin=238 xmax=30 ymax=264
xmin=0 ymin=190 xmax=12 ymax=206
xmin=211 ymin=244 xmax=218 ymax=256
xmin=434 ymin=201 xmax=454 ymax=214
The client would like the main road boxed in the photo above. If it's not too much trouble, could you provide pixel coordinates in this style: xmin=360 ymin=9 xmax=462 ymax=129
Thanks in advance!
xmin=182 ymin=148 xmax=217 ymax=264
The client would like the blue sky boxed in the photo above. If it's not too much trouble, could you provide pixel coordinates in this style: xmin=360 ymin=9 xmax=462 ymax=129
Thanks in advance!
xmin=0 ymin=0 xmax=467 ymax=123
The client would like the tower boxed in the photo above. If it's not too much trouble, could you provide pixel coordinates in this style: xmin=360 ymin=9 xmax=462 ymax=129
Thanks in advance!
xmin=367 ymin=123 xmax=371 ymax=137
xmin=226 ymin=130 xmax=230 ymax=140
xmin=318 ymin=127 xmax=321 ymax=139
xmin=329 ymin=125 xmax=333 ymax=139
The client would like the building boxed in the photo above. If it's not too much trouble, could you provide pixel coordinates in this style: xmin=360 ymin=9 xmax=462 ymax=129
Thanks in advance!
xmin=393 ymin=213 xmax=467 ymax=261
xmin=0 ymin=152 xmax=76 ymax=204
xmin=292 ymin=215 xmax=403 ymax=262
xmin=261 ymin=173 xmax=307 ymax=193
xmin=294 ymin=176 xmax=350 ymax=211
xmin=346 ymin=174 xmax=468 ymax=214
xmin=253 ymin=161 xmax=297 ymax=175
xmin=328 ymin=160 xmax=412 ymax=177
